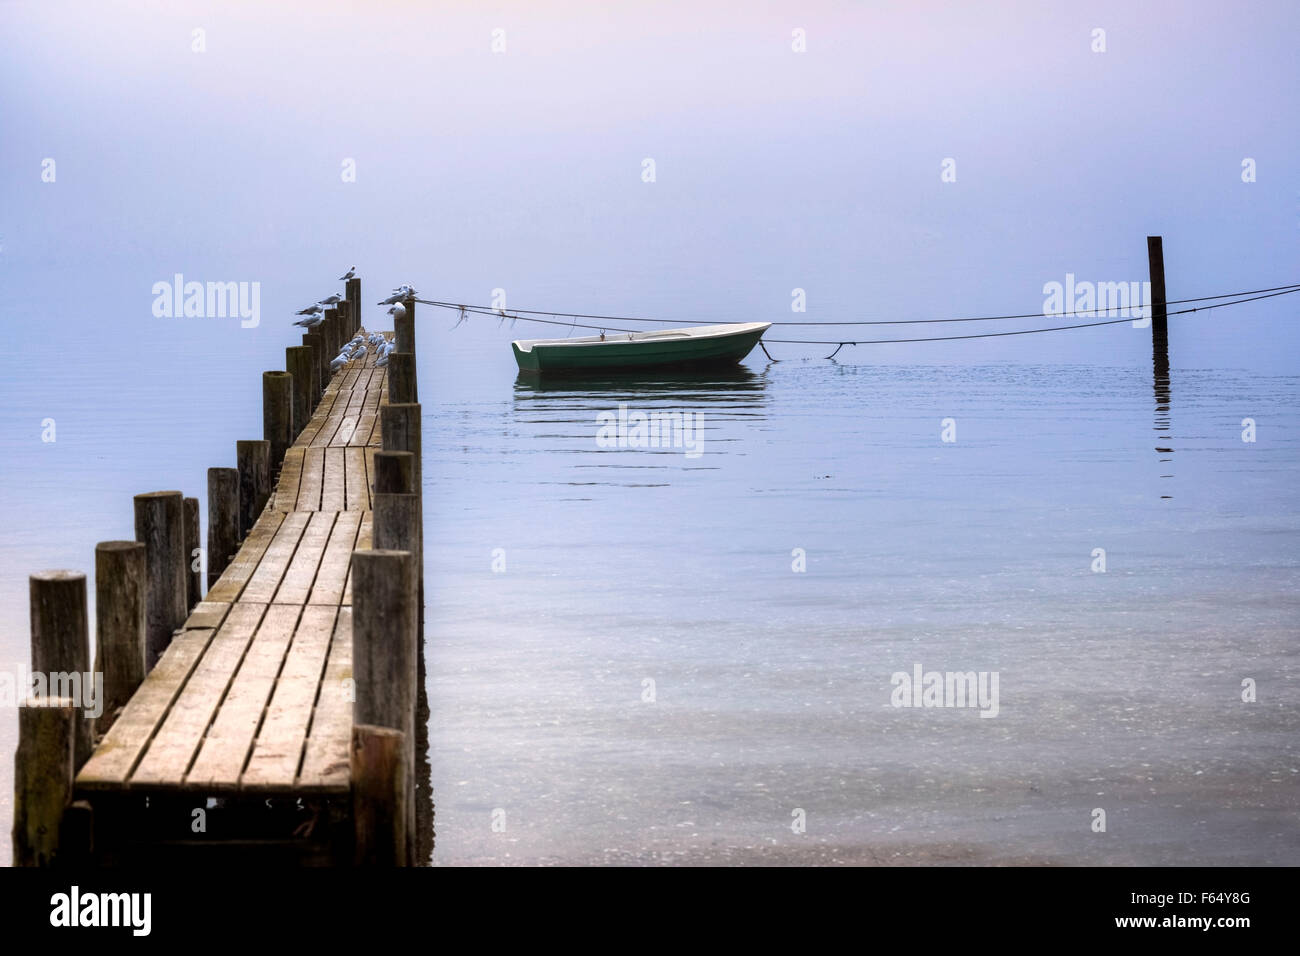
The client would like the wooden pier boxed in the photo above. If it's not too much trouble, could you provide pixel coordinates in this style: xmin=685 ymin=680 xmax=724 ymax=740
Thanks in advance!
xmin=12 ymin=284 xmax=428 ymax=866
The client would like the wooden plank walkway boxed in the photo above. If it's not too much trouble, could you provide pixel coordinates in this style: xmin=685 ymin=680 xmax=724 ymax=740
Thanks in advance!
xmin=77 ymin=340 xmax=391 ymax=796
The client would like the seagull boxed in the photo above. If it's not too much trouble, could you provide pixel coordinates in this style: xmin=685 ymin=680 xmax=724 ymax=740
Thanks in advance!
xmin=377 ymin=291 xmax=407 ymax=305
xmin=295 ymin=304 xmax=324 ymax=315
xmin=354 ymin=346 xmax=367 ymax=361
xmin=292 ymin=314 xmax=323 ymax=328
xmin=318 ymin=294 xmax=344 ymax=306
xmin=330 ymin=354 xmax=349 ymax=371
xmin=339 ymin=266 xmax=355 ymax=281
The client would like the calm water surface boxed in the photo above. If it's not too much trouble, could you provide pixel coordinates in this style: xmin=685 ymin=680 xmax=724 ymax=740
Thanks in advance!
xmin=2 ymin=332 xmax=1297 ymax=865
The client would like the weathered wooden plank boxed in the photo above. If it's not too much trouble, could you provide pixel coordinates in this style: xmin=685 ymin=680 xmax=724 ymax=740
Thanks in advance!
xmin=274 ymin=511 xmax=336 ymax=606
xmin=341 ymin=511 xmax=372 ymax=607
xmin=76 ymin=628 xmax=216 ymax=788
xmin=294 ymin=447 xmax=325 ymax=512
xmin=309 ymin=511 xmax=362 ymax=606
xmin=274 ymin=447 xmax=305 ymax=512
xmin=130 ymin=603 xmax=268 ymax=788
xmin=238 ymin=510 xmax=310 ymax=604
xmin=182 ymin=601 xmax=230 ymax=631
xmin=344 ymin=446 xmax=369 ymax=510
xmin=295 ymin=388 xmax=339 ymax=447
xmin=206 ymin=509 xmax=285 ymax=604
xmin=310 ymin=396 xmax=348 ymax=448
xmin=321 ymin=447 xmax=346 ymax=511
xmin=240 ymin=605 xmax=338 ymax=791
xmin=185 ymin=604 xmax=301 ymax=789
xmin=298 ymin=607 xmax=353 ymax=791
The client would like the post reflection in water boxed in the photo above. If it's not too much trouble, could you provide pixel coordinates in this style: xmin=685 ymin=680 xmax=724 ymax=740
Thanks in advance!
xmin=1153 ymin=340 xmax=1173 ymax=499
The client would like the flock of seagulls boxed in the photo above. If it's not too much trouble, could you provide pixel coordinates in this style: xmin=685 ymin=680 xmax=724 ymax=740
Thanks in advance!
xmin=288 ymin=269 xmax=402 ymax=369
xmin=332 ymin=332 xmax=397 ymax=370
xmin=377 ymin=284 xmax=417 ymax=306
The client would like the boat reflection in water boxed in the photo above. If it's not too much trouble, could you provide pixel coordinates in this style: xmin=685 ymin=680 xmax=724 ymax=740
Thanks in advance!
xmin=512 ymin=363 xmax=772 ymax=490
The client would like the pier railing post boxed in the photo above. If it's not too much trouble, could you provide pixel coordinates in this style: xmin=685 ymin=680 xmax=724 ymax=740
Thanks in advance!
xmin=236 ymin=439 xmax=271 ymax=538
xmin=338 ymin=300 xmax=352 ymax=342
xmin=346 ymin=277 xmax=361 ymax=335
xmin=286 ymin=346 xmax=315 ymax=440
xmin=133 ymin=490 xmax=187 ymax=672
xmin=29 ymin=571 xmax=93 ymax=768
xmin=388 ymin=352 xmax=417 ymax=404
xmin=263 ymin=370 xmax=294 ymax=472
xmin=11 ymin=698 xmax=76 ymax=867
xmin=351 ymin=548 xmax=417 ymax=865
xmin=380 ymin=403 xmax=422 ymax=490
xmin=305 ymin=328 xmax=326 ymax=402
xmin=94 ymin=541 xmax=146 ymax=730
xmin=395 ymin=298 xmax=415 ymax=354
xmin=351 ymin=724 xmax=407 ymax=866
xmin=183 ymin=496 xmax=201 ymax=611
xmin=1146 ymin=235 xmax=1169 ymax=376
xmin=372 ymin=450 xmax=415 ymax=496
xmin=322 ymin=307 xmax=340 ymax=371
xmin=207 ymin=467 xmax=240 ymax=587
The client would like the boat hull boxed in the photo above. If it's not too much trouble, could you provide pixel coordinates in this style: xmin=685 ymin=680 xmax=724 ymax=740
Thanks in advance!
xmin=512 ymin=323 xmax=769 ymax=374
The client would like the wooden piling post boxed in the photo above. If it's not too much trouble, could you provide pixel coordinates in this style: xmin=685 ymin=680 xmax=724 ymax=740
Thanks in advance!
xmin=347 ymin=277 xmax=361 ymax=334
xmin=286 ymin=346 xmax=315 ymax=440
xmin=301 ymin=332 xmax=322 ymax=407
xmin=93 ymin=541 xmax=146 ymax=729
xmin=374 ymin=493 xmax=421 ymax=569
xmin=338 ymin=300 xmax=351 ymax=341
xmin=352 ymin=548 xmax=417 ymax=866
xmin=133 ymin=490 xmax=187 ymax=671
xmin=29 ymin=571 xmax=93 ymax=768
xmin=394 ymin=299 xmax=415 ymax=354
xmin=236 ymin=439 xmax=271 ymax=538
xmin=323 ymin=307 xmax=340 ymax=371
xmin=388 ymin=352 xmax=417 ymax=404
xmin=372 ymin=450 xmax=416 ymax=496
xmin=207 ymin=467 xmax=240 ymax=588
xmin=305 ymin=328 xmax=326 ymax=401
xmin=380 ymin=403 xmax=422 ymax=490
xmin=183 ymin=496 xmax=201 ymax=611
xmin=11 ymin=698 xmax=76 ymax=867
xmin=352 ymin=549 xmax=417 ymax=746
xmin=263 ymin=370 xmax=294 ymax=471
xmin=1146 ymin=235 xmax=1169 ymax=376
xmin=352 ymin=724 xmax=407 ymax=866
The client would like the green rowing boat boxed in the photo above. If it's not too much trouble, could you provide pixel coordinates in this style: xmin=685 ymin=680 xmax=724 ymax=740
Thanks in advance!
xmin=512 ymin=322 xmax=771 ymax=374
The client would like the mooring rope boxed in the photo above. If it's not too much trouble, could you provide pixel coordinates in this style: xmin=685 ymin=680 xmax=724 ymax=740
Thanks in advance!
xmin=414 ymin=282 xmax=1300 ymax=329
xmin=412 ymin=284 xmax=1300 ymax=357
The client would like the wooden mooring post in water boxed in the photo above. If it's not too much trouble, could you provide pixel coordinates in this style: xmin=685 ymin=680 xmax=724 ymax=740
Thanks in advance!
xmin=12 ymin=270 xmax=427 ymax=866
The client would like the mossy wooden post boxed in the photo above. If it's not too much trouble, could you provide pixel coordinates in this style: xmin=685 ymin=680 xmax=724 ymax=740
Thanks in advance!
xmin=94 ymin=541 xmax=146 ymax=730
xmin=352 ymin=548 xmax=417 ymax=865
xmin=236 ymin=439 xmax=271 ymax=538
xmin=263 ymin=370 xmax=293 ymax=472
xmin=352 ymin=724 xmax=407 ymax=866
xmin=1147 ymin=235 xmax=1169 ymax=377
xmin=286 ymin=346 xmax=315 ymax=440
xmin=183 ymin=496 xmax=201 ymax=611
xmin=12 ymin=698 xmax=76 ymax=867
xmin=29 ymin=571 xmax=93 ymax=768
xmin=133 ymin=490 xmax=187 ymax=672
xmin=305 ymin=328 xmax=326 ymax=402
xmin=207 ymin=467 xmax=240 ymax=588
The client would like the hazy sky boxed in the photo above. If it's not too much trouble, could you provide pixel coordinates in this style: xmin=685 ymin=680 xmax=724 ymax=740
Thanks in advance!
xmin=1 ymin=0 xmax=1297 ymax=371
